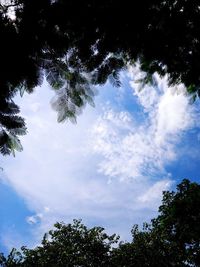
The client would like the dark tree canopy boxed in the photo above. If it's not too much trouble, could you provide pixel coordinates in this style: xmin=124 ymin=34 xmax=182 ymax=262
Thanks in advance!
xmin=1 ymin=179 xmax=200 ymax=266
xmin=1 ymin=0 xmax=200 ymax=154
xmin=112 ymin=179 xmax=200 ymax=267
xmin=0 ymin=219 xmax=119 ymax=267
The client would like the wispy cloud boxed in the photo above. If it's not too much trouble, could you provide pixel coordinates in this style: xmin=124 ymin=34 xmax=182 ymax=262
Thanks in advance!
xmin=138 ymin=179 xmax=173 ymax=207
xmin=91 ymin=67 xmax=198 ymax=181
xmin=26 ymin=214 xmax=43 ymax=225
xmin=1 ymin=70 xmax=199 ymax=251
xmin=26 ymin=207 xmax=50 ymax=225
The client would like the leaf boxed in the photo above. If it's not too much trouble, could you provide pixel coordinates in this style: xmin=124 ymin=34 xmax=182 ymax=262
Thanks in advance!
xmin=0 ymin=144 xmax=10 ymax=156
xmin=109 ymin=71 xmax=121 ymax=87
xmin=57 ymin=109 xmax=67 ymax=123
xmin=9 ymin=126 xmax=27 ymax=136
xmin=8 ymin=134 xmax=23 ymax=152
xmin=20 ymin=85 xmax=26 ymax=97
xmin=187 ymin=84 xmax=196 ymax=94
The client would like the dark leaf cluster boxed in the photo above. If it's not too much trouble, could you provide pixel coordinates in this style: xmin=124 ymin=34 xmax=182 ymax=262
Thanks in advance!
xmin=1 ymin=0 xmax=200 ymax=154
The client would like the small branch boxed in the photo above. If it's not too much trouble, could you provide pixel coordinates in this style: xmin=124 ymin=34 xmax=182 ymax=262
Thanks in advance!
xmin=0 ymin=1 xmax=21 ymax=13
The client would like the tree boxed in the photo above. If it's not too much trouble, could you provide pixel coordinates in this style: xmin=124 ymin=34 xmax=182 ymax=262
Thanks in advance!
xmin=112 ymin=179 xmax=200 ymax=266
xmin=0 ymin=219 xmax=119 ymax=267
xmin=1 ymin=179 xmax=200 ymax=266
xmin=152 ymin=179 xmax=200 ymax=266
xmin=1 ymin=0 xmax=200 ymax=155
xmin=111 ymin=224 xmax=179 ymax=267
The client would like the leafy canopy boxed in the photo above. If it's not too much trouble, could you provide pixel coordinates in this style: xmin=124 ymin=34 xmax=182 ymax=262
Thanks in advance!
xmin=1 ymin=179 xmax=200 ymax=266
xmin=1 ymin=0 xmax=200 ymax=154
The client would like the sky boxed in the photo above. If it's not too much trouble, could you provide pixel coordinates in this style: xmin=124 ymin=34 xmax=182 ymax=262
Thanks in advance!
xmin=1 ymin=66 xmax=200 ymax=254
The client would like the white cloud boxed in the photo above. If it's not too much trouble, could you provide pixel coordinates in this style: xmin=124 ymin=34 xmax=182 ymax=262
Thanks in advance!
xmin=138 ymin=179 xmax=173 ymax=206
xmin=155 ymin=86 xmax=193 ymax=145
xmin=128 ymin=65 xmax=161 ymax=111
xmin=26 ymin=213 xmax=43 ymax=225
xmin=1 ymin=70 xmax=199 ymax=250
xmin=91 ymin=67 xmax=198 ymax=181
xmin=26 ymin=207 xmax=50 ymax=225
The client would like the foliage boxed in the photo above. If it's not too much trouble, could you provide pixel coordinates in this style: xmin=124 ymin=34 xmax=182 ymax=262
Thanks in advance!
xmin=152 ymin=179 xmax=200 ymax=266
xmin=112 ymin=179 xmax=200 ymax=267
xmin=1 ymin=0 xmax=200 ymax=154
xmin=0 ymin=219 xmax=119 ymax=267
xmin=1 ymin=179 xmax=200 ymax=266
xmin=0 ymin=100 xmax=26 ymax=156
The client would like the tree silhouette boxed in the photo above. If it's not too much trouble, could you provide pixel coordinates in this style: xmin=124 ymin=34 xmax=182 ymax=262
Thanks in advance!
xmin=1 ymin=179 xmax=200 ymax=266
xmin=0 ymin=219 xmax=119 ymax=267
xmin=1 ymin=0 xmax=200 ymax=154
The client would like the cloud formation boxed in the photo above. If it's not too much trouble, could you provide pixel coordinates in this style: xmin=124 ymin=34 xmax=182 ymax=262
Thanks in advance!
xmin=91 ymin=67 xmax=198 ymax=181
xmin=1 ymin=69 xmax=199 ymax=251
xmin=138 ymin=179 xmax=172 ymax=206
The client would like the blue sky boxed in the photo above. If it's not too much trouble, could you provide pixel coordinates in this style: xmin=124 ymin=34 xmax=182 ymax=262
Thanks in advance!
xmin=1 ymin=67 xmax=200 ymax=254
